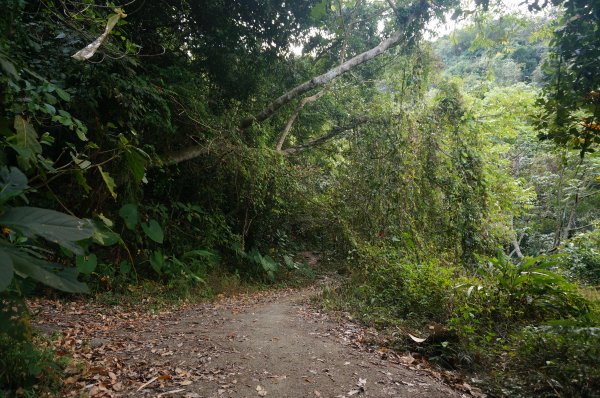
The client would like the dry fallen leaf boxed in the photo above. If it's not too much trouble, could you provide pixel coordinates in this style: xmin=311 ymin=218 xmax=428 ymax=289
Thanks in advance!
xmin=72 ymin=10 xmax=126 ymax=61
xmin=256 ymin=385 xmax=268 ymax=396
xmin=408 ymin=333 xmax=427 ymax=343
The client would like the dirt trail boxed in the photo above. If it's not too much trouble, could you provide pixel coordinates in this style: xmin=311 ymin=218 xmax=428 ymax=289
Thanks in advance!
xmin=32 ymin=285 xmax=466 ymax=398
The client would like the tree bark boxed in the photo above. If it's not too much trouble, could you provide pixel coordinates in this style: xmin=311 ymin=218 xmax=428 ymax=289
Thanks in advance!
xmin=552 ymin=157 xmax=566 ymax=249
xmin=509 ymin=216 xmax=525 ymax=259
xmin=238 ymin=30 xmax=403 ymax=131
xmin=563 ymin=190 xmax=580 ymax=240
xmin=161 ymin=145 xmax=211 ymax=166
xmin=511 ymin=234 xmax=525 ymax=259
xmin=276 ymin=91 xmax=325 ymax=151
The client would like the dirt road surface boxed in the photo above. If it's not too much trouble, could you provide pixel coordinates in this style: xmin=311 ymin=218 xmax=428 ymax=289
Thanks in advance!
xmin=31 ymin=285 xmax=469 ymax=398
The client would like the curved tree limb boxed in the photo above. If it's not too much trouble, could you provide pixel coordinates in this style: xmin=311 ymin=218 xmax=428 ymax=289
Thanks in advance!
xmin=276 ymin=90 xmax=325 ymax=151
xmin=239 ymin=0 xmax=429 ymax=131
xmin=238 ymin=29 xmax=404 ymax=131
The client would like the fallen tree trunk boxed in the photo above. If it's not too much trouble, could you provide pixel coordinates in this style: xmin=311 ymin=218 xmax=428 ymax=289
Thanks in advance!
xmin=238 ymin=31 xmax=403 ymax=131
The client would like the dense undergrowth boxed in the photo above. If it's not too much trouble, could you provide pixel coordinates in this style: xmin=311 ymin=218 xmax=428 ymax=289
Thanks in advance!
xmin=321 ymin=246 xmax=600 ymax=397
xmin=2 ymin=0 xmax=600 ymax=396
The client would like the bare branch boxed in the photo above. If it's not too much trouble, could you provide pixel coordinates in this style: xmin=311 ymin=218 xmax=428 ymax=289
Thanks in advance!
xmin=386 ymin=0 xmax=401 ymax=17
xmin=282 ymin=117 xmax=369 ymax=155
xmin=276 ymin=90 xmax=325 ymax=151
xmin=160 ymin=1 xmax=431 ymax=165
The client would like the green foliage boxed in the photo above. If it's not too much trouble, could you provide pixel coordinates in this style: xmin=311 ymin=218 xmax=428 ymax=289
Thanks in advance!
xmin=119 ymin=204 xmax=139 ymax=231
xmin=472 ymin=254 xmax=589 ymax=321
xmin=0 ymin=207 xmax=92 ymax=255
xmin=0 ymin=334 xmax=65 ymax=396
xmin=0 ymin=167 xmax=91 ymax=294
xmin=356 ymin=255 xmax=457 ymax=327
xmin=76 ymin=254 xmax=98 ymax=275
xmin=0 ymin=295 xmax=66 ymax=396
xmin=554 ymin=227 xmax=600 ymax=285
xmin=141 ymin=219 xmax=164 ymax=244
xmin=435 ymin=13 xmax=550 ymax=89
xmin=535 ymin=0 xmax=600 ymax=155
xmin=507 ymin=324 xmax=600 ymax=397
xmin=2 ymin=1 xmax=599 ymax=397
xmin=329 ymin=243 xmax=598 ymax=394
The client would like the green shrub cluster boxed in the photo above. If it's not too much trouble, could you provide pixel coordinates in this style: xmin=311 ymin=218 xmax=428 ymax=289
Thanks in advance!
xmin=0 ymin=335 xmax=65 ymax=397
xmin=330 ymin=248 xmax=600 ymax=396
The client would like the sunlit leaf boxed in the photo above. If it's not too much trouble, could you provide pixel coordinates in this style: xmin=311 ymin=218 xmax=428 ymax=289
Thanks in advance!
xmin=91 ymin=220 xmax=120 ymax=246
xmin=98 ymin=166 xmax=117 ymax=199
xmin=72 ymin=11 xmax=126 ymax=61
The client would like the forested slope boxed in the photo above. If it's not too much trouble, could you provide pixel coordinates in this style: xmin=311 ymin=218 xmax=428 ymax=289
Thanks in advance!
xmin=1 ymin=0 xmax=599 ymax=396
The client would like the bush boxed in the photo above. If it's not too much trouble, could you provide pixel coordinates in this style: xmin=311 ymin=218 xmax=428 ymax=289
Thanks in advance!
xmin=329 ymin=249 xmax=600 ymax=395
xmin=506 ymin=324 xmax=600 ymax=397
xmin=0 ymin=335 xmax=65 ymax=396
xmin=556 ymin=246 xmax=600 ymax=286
xmin=451 ymin=255 xmax=591 ymax=345
xmin=358 ymin=260 xmax=458 ymax=327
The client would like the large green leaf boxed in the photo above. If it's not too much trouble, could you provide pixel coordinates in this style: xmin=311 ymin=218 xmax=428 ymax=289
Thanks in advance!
xmin=125 ymin=149 xmax=148 ymax=184
xmin=149 ymin=250 xmax=164 ymax=273
xmin=261 ymin=255 xmax=278 ymax=273
xmin=119 ymin=204 xmax=139 ymax=230
xmin=0 ymin=207 xmax=93 ymax=255
xmin=0 ymin=250 xmax=14 ymax=291
xmin=183 ymin=249 xmax=221 ymax=265
xmin=0 ymin=53 xmax=19 ymax=80
xmin=261 ymin=255 xmax=278 ymax=280
xmin=119 ymin=260 xmax=132 ymax=274
xmin=91 ymin=220 xmax=120 ymax=246
xmin=13 ymin=116 xmax=42 ymax=169
xmin=141 ymin=219 xmax=164 ymax=243
xmin=76 ymin=254 xmax=97 ymax=275
xmin=0 ymin=166 xmax=28 ymax=205
xmin=1 ymin=245 xmax=89 ymax=293
xmin=98 ymin=166 xmax=117 ymax=199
